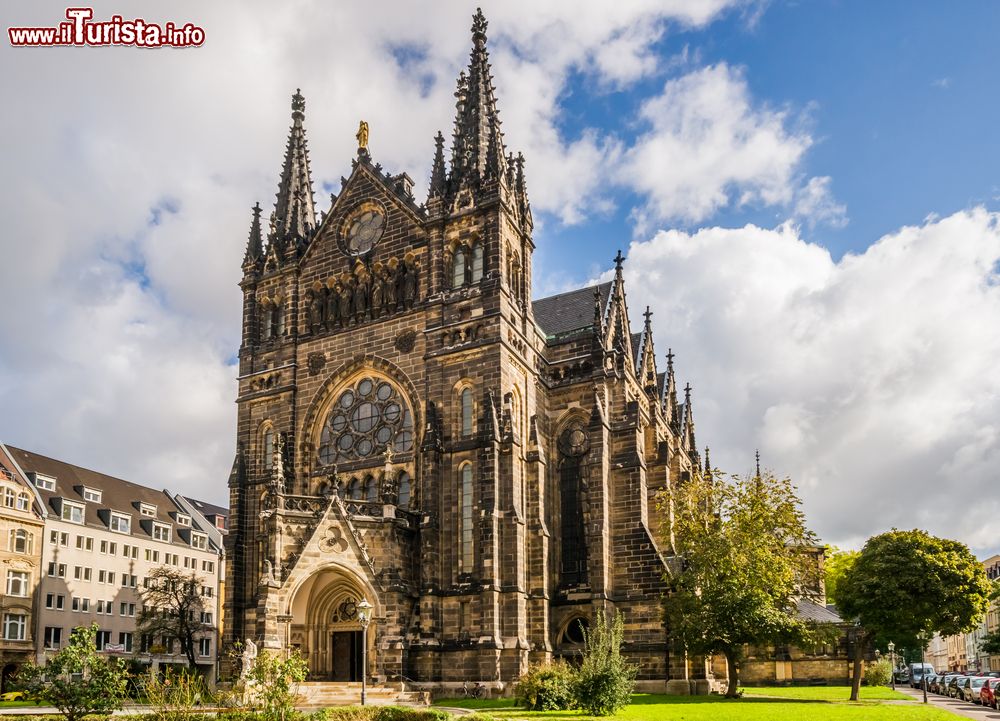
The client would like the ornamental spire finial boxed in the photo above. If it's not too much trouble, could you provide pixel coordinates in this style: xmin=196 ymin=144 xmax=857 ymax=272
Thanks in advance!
xmin=755 ymin=449 xmax=761 ymax=479
xmin=272 ymin=89 xmax=316 ymax=244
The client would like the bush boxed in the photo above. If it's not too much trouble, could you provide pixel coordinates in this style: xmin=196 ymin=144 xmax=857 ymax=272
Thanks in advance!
xmin=863 ymin=657 xmax=893 ymax=687
xmin=571 ymin=611 xmax=636 ymax=716
xmin=241 ymin=651 xmax=308 ymax=721
xmin=515 ymin=662 xmax=577 ymax=711
xmin=142 ymin=667 xmax=213 ymax=721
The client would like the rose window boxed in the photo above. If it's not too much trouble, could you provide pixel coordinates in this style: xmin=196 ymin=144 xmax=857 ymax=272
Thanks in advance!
xmin=318 ymin=377 xmax=414 ymax=465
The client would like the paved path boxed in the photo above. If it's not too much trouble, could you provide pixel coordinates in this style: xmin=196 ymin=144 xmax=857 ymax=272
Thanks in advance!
xmin=895 ymin=685 xmax=1000 ymax=720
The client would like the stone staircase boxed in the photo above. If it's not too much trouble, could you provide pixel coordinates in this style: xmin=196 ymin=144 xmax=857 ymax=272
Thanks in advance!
xmin=297 ymin=682 xmax=430 ymax=708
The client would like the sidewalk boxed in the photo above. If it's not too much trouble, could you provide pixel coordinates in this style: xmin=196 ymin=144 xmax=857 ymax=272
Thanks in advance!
xmin=894 ymin=684 xmax=1000 ymax=720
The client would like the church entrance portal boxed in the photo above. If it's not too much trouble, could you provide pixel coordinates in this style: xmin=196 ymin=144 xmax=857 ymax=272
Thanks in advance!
xmin=289 ymin=566 xmax=375 ymax=681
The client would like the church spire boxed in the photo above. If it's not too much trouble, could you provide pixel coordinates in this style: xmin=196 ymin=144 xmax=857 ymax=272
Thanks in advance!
xmin=242 ymin=201 xmax=264 ymax=272
xmin=273 ymin=89 xmax=316 ymax=245
xmin=683 ymin=382 xmax=697 ymax=451
xmin=428 ymin=131 xmax=447 ymax=203
xmin=448 ymin=8 xmax=505 ymax=193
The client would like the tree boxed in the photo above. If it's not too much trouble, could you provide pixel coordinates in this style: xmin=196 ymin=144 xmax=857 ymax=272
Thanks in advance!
xmin=243 ymin=650 xmax=309 ymax=721
xmin=837 ymin=529 xmax=992 ymax=701
xmin=981 ymin=630 xmax=1000 ymax=656
xmin=17 ymin=624 xmax=129 ymax=721
xmin=661 ymin=468 xmax=824 ymax=698
xmin=137 ymin=566 xmax=216 ymax=669
xmin=572 ymin=610 xmax=636 ymax=716
xmin=823 ymin=546 xmax=859 ymax=607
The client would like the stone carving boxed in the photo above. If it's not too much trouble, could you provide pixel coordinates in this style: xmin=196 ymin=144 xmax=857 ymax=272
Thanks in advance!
xmin=395 ymin=330 xmax=416 ymax=353
xmin=320 ymin=525 xmax=348 ymax=553
xmin=307 ymin=351 xmax=326 ymax=376
xmin=306 ymin=290 xmax=324 ymax=333
xmin=240 ymin=638 xmax=258 ymax=679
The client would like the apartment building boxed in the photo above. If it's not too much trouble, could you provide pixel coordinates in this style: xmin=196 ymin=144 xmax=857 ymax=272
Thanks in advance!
xmin=0 ymin=446 xmax=44 ymax=692
xmin=2 ymin=445 xmax=225 ymax=680
xmin=985 ymin=555 xmax=1000 ymax=672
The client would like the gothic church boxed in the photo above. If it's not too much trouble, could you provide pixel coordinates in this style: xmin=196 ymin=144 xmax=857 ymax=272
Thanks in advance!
xmin=225 ymin=9 xmax=706 ymax=693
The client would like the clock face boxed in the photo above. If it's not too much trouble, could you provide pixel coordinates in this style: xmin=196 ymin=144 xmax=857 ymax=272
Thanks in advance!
xmin=346 ymin=209 xmax=385 ymax=255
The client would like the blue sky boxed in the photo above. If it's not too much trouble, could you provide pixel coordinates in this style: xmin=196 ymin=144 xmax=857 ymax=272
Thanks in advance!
xmin=2 ymin=0 xmax=1000 ymax=555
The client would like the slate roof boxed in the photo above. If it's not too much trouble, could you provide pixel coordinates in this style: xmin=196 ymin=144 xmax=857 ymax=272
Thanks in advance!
xmin=6 ymin=445 xmax=218 ymax=551
xmin=182 ymin=496 xmax=229 ymax=520
xmin=532 ymin=281 xmax=612 ymax=341
xmin=795 ymin=598 xmax=844 ymax=624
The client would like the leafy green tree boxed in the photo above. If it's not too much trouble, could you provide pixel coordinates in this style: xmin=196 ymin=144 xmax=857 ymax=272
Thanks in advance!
xmin=837 ymin=529 xmax=991 ymax=701
xmin=823 ymin=546 xmax=859 ymax=607
xmin=243 ymin=650 xmax=309 ymax=721
xmin=137 ymin=566 xmax=216 ymax=669
xmin=661 ymin=468 xmax=824 ymax=698
xmin=981 ymin=630 xmax=1000 ymax=656
xmin=17 ymin=624 xmax=129 ymax=721
xmin=572 ymin=610 xmax=636 ymax=716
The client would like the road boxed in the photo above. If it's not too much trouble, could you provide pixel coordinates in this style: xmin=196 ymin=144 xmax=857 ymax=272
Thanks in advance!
xmin=895 ymin=684 xmax=1000 ymax=720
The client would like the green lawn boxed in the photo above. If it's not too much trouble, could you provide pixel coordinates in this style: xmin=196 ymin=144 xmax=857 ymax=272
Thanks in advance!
xmin=435 ymin=691 xmax=958 ymax=720
xmin=0 ymin=700 xmax=38 ymax=708
xmin=742 ymin=686 xmax=912 ymax=701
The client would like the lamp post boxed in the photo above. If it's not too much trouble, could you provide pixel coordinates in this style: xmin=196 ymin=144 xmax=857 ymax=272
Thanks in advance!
xmin=889 ymin=642 xmax=898 ymax=690
xmin=357 ymin=598 xmax=373 ymax=706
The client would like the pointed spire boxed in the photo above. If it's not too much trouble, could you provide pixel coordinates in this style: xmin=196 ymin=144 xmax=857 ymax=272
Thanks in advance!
xmin=448 ymin=9 xmax=505 ymax=193
xmin=272 ymin=88 xmax=316 ymax=246
xmin=704 ymin=447 xmax=712 ymax=477
xmin=593 ymin=286 xmax=604 ymax=331
xmin=243 ymin=202 xmax=264 ymax=270
xmin=428 ymin=131 xmax=447 ymax=201
xmin=666 ymin=349 xmax=679 ymax=428
xmin=755 ymin=449 xmax=761 ymax=479
xmin=684 ymin=382 xmax=696 ymax=450
xmin=514 ymin=151 xmax=532 ymax=228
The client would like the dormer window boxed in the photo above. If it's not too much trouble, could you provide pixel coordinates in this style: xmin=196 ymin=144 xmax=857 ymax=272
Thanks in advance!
xmin=82 ymin=487 xmax=102 ymax=503
xmin=139 ymin=503 xmax=157 ymax=517
xmin=152 ymin=523 xmax=171 ymax=542
xmin=176 ymin=514 xmax=191 ymax=527
xmin=16 ymin=493 xmax=30 ymax=511
xmin=109 ymin=512 xmax=131 ymax=534
xmin=33 ymin=474 xmax=56 ymax=492
xmin=61 ymin=500 xmax=85 ymax=524
xmin=190 ymin=531 xmax=208 ymax=551
xmin=214 ymin=516 xmax=227 ymax=531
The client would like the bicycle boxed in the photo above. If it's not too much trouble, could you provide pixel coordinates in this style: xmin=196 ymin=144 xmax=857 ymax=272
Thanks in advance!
xmin=462 ymin=681 xmax=488 ymax=699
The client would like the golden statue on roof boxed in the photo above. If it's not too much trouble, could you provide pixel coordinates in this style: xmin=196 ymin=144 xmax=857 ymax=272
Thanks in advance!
xmin=356 ymin=120 xmax=369 ymax=151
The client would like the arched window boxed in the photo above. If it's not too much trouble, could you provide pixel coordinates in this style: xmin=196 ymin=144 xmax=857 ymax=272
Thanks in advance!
xmin=317 ymin=376 xmax=415 ymax=466
xmin=452 ymin=249 xmax=466 ymax=288
xmin=558 ymin=423 xmax=590 ymax=587
xmin=560 ymin=617 xmax=589 ymax=645
xmin=459 ymin=464 xmax=474 ymax=573
xmin=349 ymin=478 xmax=363 ymax=501
xmin=261 ymin=303 xmax=273 ymax=340
xmin=471 ymin=244 xmax=483 ymax=283
xmin=397 ymin=472 xmax=411 ymax=509
xmin=364 ymin=475 xmax=378 ymax=503
xmin=262 ymin=426 xmax=274 ymax=473
xmin=9 ymin=529 xmax=32 ymax=555
xmin=273 ymin=305 xmax=284 ymax=337
xmin=460 ymin=388 xmax=474 ymax=437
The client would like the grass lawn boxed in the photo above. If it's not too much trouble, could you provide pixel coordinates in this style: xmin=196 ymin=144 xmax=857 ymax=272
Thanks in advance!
xmin=435 ymin=690 xmax=958 ymax=720
xmin=742 ymin=686 xmax=912 ymax=701
xmin=0 ymin=700 xmax=39 ymax=708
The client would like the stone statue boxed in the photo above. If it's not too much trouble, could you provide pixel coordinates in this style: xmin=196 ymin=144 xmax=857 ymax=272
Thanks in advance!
xmin=371 ymin=273 xmax=384 ymax=317
xmin=240 ymin=637 xmax=258 ymax=679
xmin=260 ymin=558 xmax=276 ymax=587
xmin=307 ymin=290 xmax=323 ymax=333
xmin=340 ymin=281 xmax=353 ymax=326
xmin=384 ymin=266 xmax=397 ymax=310
xmin=403 ymin=261 xmax=418 ymax=307
xmin=394 ymin=263 xmax=407 ymax=310
xmin=356 ymin=120 xmax=369 ymax=151
xmin=353 ymin=277 xmax=368 ymax=320
xmin=325 ymin=284 xmax=339 ymax=328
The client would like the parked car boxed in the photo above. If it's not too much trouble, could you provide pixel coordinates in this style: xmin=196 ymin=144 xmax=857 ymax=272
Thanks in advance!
xmin=948 ymin=676 xmax=969 ymax=698
xmin=980 ymin=678 xmax=999 ymax=709
xmin=963 ymin=676 xmax=988 ymax=703
xmin=937 ymin=674 xmax=961 ymax=695
xmin=923 ymin=673 xmax=936 ymax=691
xmin=910 ymin=663 xmax=934 ymax=689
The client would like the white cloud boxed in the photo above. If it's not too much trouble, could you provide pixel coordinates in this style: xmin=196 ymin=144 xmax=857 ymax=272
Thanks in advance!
xmin=614 ymin=209 xmax=1000 ymax=556
xmin=0 ymin=0 xmax=750 ymax=501
xmin=618 ymin=63 xmax=833 ymax=231
xmin=793 ymin=176 xmax=848 ymax=229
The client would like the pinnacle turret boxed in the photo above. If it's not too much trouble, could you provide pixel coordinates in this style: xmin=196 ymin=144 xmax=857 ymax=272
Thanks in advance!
xmin=272 ymin=89 xmax=316 ymax=246
xmin=665 ymin=349 xmax=680 ymax=429
xmin=242 ymin=202 xmax=264 ymax=271
xmin=428 ymin=131 xmax=447 ymax=202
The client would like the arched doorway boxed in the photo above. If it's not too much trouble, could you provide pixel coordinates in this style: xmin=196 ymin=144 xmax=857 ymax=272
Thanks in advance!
xmin=289 ymin=567 xmax=376 ymax=681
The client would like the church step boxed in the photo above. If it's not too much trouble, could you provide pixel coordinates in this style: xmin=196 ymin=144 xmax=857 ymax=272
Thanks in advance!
xmin=296 ymin=683 xmax=429 ymax=707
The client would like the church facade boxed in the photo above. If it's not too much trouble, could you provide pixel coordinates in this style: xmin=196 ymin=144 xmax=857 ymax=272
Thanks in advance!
xmin=224 ymin=10 xmax=706 ymax=692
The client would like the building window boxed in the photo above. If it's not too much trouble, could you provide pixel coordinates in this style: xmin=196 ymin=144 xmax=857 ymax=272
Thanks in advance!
xmin=262 ymin=426 xmax=274 ymax=472
xmin=471 ymin=243 xmax=483 ymax=282
xmin=460 ymin=388 xmax=474 ymax=437
xmin=9 ymin=528 xmax=33 ymax=554
xmin=81 ymin=487 xmax=102 ymax=503
xmin=95 ymin=630 xmax=111 ymax=650
xmin=34 ymin=474 xmax=56 ymax=491
xmin=397 ymin=471 xmax=411 ymax=509
xmin=74 ymin=566 xmax=92 ymax=582
xmin=43 ymin=626 xmax=62 ymax=650
xmin=3 ymin=614 xmax=26 ymax=641
xmin=76 ymin=535 xmax=94 ymax=551
xmin=47 ymin=562 xmax=66 ymax=578
xmin=176 ymin=514 xmax=191 ymax=527
xmin=190 ymin=532 xmax=208 ymax=550
xmin=71 ymin=597 xmax=90 ymax=612
xmin=145 ymin=549 xmax=160 ymax=563
xmin=459 ymin=463 xmax=474 ymax=573
xmin=109 ymin=512 xmax=131 ymax=534
xmin=202 ymin=560 xmax=215 ymax=573
xmin=452 ymin=248 xmax=466 ymax=288
xmin=139 ymin=503 xmax=157 ymax=517
xmin=45 ymin=593 xmax=65 ymax=610
xmin=214 ymin=515 xmax=227 ymax=531
xmin=199 ymin=638 xmax=211 ymax=657
xmin=6 ymin=570 xmax=29 ymax=597
xmin=61 ymin=500 xmax=85 ymax=524
xmin=200 ymin=611 xmax=213 ymax=624
xmin=317 ymin=376 xmax=414 ymax=466
xmin=16 ymin=492 xmax=30 ymax=511
xmin=152 ymin=523 xmax=172 ymax=542
xmin=558 ymin=456 xmax=588 ymax=586
xmin=364 ymin=475 xmax=378 ymax=503
xmin=3 ymin=488 xmax=14 ymax=507
xmin=118 ymin=632 xmax=133 ymax=652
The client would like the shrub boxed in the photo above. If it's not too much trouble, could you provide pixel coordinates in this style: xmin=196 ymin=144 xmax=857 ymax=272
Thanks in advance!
xmin=242 ymin=650 xmax=308 ymax=721
xmin=571 ymin=611 xmax=636 ymax=716
xmin=17 ymin=624 xmax=130 ymax=721
xmin=142 ymin=667 xmax=213 ymax=721
xmin=863 ymin=656 xmax=893 ymax=687
xmin=515 ymin=662 xmax=577 ymax=711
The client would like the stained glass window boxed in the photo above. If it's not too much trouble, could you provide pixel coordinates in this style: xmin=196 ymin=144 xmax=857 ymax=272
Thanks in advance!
xmin=318 ymin=377 xmax=414 ymax=465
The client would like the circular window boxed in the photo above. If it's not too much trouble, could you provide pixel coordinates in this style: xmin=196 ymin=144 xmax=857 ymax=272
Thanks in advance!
xmin=345 ymin=208 xmax=386 ymax=255
xmin=317 ymin=376 xmax=415 ymax=465
xmin=559 ymin=424 xmax=590 ymax=457
xmin=562 ymin=617 xmax=589 ymax=645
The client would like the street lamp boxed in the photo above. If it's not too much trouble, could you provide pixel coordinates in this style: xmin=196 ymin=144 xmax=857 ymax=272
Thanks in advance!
xmin=357 ymin=598 xmax=373 ymax=706
xmin=887 ymin=641 xmax=896 ymax=690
